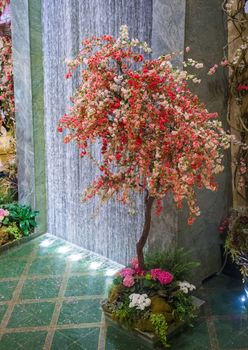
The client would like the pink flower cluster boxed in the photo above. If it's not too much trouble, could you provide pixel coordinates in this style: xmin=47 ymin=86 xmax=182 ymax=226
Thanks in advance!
xmin=0 ymin=208 xmax=9 ymax=222
xmin=119 ymin=259 xmax=173 ymax=288
xmin=208 ymin=64 xmax=218 ymax=75
xmin=150 ymin=268 xmax=174 ymax=285
xmin=119 ymin=267 xmax=135 ymax=287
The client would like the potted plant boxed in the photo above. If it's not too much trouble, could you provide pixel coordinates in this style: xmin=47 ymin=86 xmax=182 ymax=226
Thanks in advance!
xmin=101 ymin=249 xmax=201 ymax=347
xmin=58 ymin=25 xmax=230 ymax=344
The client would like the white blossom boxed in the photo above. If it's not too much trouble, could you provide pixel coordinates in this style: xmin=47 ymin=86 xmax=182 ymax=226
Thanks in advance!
xmin=178 ymin=281 xmax=196 ymax=294
xmin=129 ymin=293 xmax=151 ymax=310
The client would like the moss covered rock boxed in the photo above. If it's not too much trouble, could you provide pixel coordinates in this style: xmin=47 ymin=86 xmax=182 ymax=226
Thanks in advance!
xmin=0 ymin=226 xmax=9 ymax=245
xmin=108 ymin=284 xmax=125 ymax=302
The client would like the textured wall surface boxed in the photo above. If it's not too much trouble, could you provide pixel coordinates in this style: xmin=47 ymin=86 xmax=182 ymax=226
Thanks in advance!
xmin=148 ymin=0 xmax=186 ymax=251
xmin=178 ymin=0 xmax=231 ymax=282
xmin=43 ymin=0 xmax=153 ymax=264
xmin=11 ymin=0 xmax=35 ymax=206
xmin=11 ymin=0 xmax=47 ymax=232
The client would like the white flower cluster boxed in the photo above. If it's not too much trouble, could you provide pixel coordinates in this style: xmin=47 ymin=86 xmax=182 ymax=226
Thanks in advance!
xmin=178 ymin=281 xmax=196 ymax=294
xmin=119 ymin=25 xmax=129 ymax=41
xmin=129 ymin=293 xmax=151 ymax=310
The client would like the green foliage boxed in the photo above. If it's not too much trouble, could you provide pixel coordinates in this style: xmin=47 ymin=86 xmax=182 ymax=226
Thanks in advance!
xmin=6 ymin=223 xmax=22 ymax=240
xmin=225 ymin=214 xmax=248 ymax=277
xmin=150 ymin=313 xmax=169 ymax=347
xmin=3 ymin=203 xmax=38 ymax=236
xmin=145 ymin=248 xmax=200 ymax=280
xmin=0 ymin=187 xmax=16 ymax=205
xmin=171 ymin=290 xmax=197 ymax=323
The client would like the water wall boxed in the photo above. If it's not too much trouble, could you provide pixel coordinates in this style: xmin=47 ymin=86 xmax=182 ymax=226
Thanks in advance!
xmin=42 ymin=0 xmax=153 ymax=264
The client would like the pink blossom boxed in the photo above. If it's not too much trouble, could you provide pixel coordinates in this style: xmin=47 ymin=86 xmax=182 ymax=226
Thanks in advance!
xmin=151 ymin=268 xmax=174 ymax=285
xmin=220 ymin=59 xmax=228 ymax=67
xmin=185 ymin=46 xmax=190 ymax=53
xmin=123 ymin=275 xmax=135 ymax=287
xmin=237 ymin=85 xmax=248 ymax=91
xmin=208 ymin=64 xmax=218 ymax=75
xmin=157 ymin=271 xmax=174 ymax=285
xmin=130 ymin=257 xmax=139 ymax=269
xmin=134 ymin=267 xmax=145 ymax=276
xmin=151 ymin=268 xmax=162 ymax=280
xmin=119 ymin=267 xmax=135 ymax=277
xmin=0 ymin=209 xmax=8 ymax=217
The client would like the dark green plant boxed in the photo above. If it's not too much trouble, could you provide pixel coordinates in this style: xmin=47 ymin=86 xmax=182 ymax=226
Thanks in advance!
xmin=145 ymin=248 xmax=200 ymax=280
xmin=171 ymin=290 xmax=197 ymax=323
xmin=0 ymin=186 xmax=16 ymax=205
xmin=3 ymin=203 xmax=38 ymax=236
xmin=150 ymin=313 xmax=169 ymax=347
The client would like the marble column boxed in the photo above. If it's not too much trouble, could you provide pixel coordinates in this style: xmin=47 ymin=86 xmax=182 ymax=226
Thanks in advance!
xmin=178 ymin=0 xmax=231 ymax=282
xmin=149 ymin=0 xmax=231 ymax=282
xmin=11 ymin=0 xmax=47 ymax=233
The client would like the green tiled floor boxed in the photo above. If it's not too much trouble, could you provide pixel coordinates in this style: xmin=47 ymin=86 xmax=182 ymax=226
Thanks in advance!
xmin=0 ymin=234 xmax=247 ymax=349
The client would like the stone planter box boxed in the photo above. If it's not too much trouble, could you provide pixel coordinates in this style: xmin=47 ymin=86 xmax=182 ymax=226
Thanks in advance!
xmin=102 ymin=296 xmax=205 ymax=349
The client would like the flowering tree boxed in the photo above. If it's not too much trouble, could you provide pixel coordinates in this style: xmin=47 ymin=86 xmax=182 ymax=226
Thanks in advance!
xmin=58 ymin=26 xmax=230 ymax=269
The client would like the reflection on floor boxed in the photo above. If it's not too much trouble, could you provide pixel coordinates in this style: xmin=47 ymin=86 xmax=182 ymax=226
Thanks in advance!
xmin=0 ymin=234 xmax=247 ymax=349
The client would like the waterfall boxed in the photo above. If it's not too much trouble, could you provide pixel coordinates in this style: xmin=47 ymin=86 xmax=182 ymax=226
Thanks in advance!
xmin=42 ymin=0 xmax=153 ymax=264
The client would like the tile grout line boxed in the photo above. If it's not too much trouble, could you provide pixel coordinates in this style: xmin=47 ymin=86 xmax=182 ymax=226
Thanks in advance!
xmin=0 ymin=294 xmax=104 ymax=306
xmin=2 ymin=322 xmax=103 ymax=334
xmin=0 ymin=270 xmax=116 ymax=283
xmin=204 ymin=297 xmax=220 ymax=350
xmin=0 ymin=247 xmax=38 ymax=340
xmin=43 ymin=261 xmax=72 ymax=350
xmin=206 ymin=318 xmax=220 ymax=350
xmin=98 ymin=312 xmax=107 ymax=350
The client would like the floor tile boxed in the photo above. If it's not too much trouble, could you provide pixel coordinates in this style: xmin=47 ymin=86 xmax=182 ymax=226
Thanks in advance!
xmin=170 ymin=320 xmax=211 ymax=350
xmin=65 ymin=275 xmax=112 ymax=297
xmin=28 ymin=256 xmax=66 ymax=276
xmin=0 ymin=259 xmax=26 ymax=278
xmin=51 ymin=328 xmax=99 ymax=350
xmin=0 ymin=304 xmax=7 ymax=323
xmin=0 ymin=331 xmax=47 ymax=350
xmin=206 ymin=288 xmax=245 ymax=316
xmin=7 ymin=302 xmax=55 ymax=328
xmin=20 ymin=277 xmax=61 ymax=300
xmin=58 ymin=300 xmax=102 ymax=325
xmin=36 ymin=239 xmax=66 ymax=257
xmin=1 ymin=242 xmax=35 ymax=259
xmin=105 ymin=325 xmax=151 ymax=350
xmin=215 ymin=318 xmax=248 ymax=348
xmin=202 ymin=274 xmax=242 ymax=290
xmin=0 ymin=280 xmax=18 ymax=301
xmin=70 ymin=258 xmax=109 ymax=274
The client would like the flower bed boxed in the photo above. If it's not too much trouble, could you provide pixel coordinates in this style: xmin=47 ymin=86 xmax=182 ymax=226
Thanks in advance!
xmin=102 ymin=252 xmax=201 ymax=348
xmin=0 ymin=203 xmax=38 ymax=246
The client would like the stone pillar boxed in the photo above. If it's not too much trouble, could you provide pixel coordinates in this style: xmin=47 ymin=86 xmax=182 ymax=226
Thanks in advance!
xmin=149 ymin=0 xmax=231 ymax=283
xmin=148 ymin=0 xmax=186 ymax=252
xmin=11 ymin=0 xmax=47 ymax=233
xmin=178 ymin=0 xmax=231 ymax=282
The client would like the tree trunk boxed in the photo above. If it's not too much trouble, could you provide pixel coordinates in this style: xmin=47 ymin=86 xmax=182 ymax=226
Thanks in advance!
xmin=136 ymin=191 xmax=155 ymax=270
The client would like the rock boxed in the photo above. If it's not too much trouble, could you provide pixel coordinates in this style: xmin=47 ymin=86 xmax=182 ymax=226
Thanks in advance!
xmin=0 ymin=226 xmax=9 ymax=245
